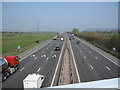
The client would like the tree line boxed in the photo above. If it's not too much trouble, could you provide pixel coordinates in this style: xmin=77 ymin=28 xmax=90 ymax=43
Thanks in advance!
xmin=71 ymin=28 xmax=120 ymax=59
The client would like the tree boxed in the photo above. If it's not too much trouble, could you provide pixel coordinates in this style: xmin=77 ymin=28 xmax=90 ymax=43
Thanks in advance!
xmin=72 ymin=28 xmax=79 ymax=33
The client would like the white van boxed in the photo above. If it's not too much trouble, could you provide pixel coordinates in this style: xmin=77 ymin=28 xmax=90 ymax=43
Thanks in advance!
xmin=23 ymin=73 xmax=45 ymax=88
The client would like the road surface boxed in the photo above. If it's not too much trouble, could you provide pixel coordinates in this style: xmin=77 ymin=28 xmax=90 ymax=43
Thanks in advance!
xmin=2 ymin=37 xmax=64 ymax=88
xmin=69 ymin=34 xmax=120 ymax=82
xmin=2 ymin=33 xmax=120 ymax=89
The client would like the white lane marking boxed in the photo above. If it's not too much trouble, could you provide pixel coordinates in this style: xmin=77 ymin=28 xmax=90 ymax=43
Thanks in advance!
xmin=95 ymin=57 xmax=98 ymax=59
xmin=37 ymin=68 xmax=41 ymax=72
xmin=90 ymin=65 xmax=93 ymax=69
xmin=85 ymin=48 xmax=87 ymax=49
xmin=51 ymin=38 xmax=65 ymax=87
xmin=34 ymin=57 xmax=37 ymax=59
xmin=20 ymin=40 xmax=52 ymax=62
xmin=32 ymin=55 xmax=35 ymax=57
xmin=84 ymin=56 xmax=86 ymax=59
xmin=106 ymin=66 xmax=110 ymax=70
xmin=51 ymin=51 xmax=53 ymax=53
xmin=78 ymin=47 xmax=79 ymax=50
xmin=89 ymin=51 xmax=91 ymax=53
xmin=52 ymin=55 xmax=57 ymax=58
xmin=41 ymin=54 xmax=46 ymax=58
xmin=76 ymin=37 xmax=120 ymax=67
xmin=80 ymin=51 xmax=82 ymax=53
xmin=46 ymin=57 xmax=49 ymax=60
xmin=20 ymin=67 xmax=25 ymax=71
xmin=47 ymin=47 xmax=48 ymax=49
xmin=67 ymin=36 xmax=81 ymax=83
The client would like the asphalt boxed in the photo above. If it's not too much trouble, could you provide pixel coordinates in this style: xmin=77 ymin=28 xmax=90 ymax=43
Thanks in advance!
xmin=69 ymin=34 xmax=120 ymax=82
xmin=2 ymin=37 xmax=64 ymax=88
xmin=2 ymin=33 xmax=120 ymax=89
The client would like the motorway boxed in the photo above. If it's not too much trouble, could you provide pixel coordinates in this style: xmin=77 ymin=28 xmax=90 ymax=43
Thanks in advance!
xmin=2 ymin=37 xmax=64 ymax=88
xmin=69 ymin=34 xmax=120 ymax=82
xmin=2 ymin=33 xmax=120 ymax=89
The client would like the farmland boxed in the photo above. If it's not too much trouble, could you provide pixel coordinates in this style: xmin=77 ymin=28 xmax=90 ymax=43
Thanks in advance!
xmin=2 ymin=32 xmax=57 ymax=56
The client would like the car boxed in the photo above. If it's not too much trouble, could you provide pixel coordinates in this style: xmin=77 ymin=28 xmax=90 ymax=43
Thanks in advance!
xmin=54 ymin=46 xmax=60 ymax=51
xmin=76 ymin=41 xmax=80 ymax=44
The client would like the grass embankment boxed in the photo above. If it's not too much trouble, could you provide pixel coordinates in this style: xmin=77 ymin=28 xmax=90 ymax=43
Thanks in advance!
xmin=2 ymin=32 xmax=57 ymax=56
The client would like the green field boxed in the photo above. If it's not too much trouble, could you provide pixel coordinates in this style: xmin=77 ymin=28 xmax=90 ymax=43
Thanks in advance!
xmin=2 ymin=32 xmax=57 ymax=56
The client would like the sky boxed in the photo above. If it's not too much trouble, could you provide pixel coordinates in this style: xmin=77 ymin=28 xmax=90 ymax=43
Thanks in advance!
xmin=2 ymin=2 xmax=118 ymax=32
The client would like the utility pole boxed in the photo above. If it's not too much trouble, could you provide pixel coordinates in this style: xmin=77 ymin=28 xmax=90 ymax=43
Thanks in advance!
xmin=36 ymin=21 xmax=39 ymax=32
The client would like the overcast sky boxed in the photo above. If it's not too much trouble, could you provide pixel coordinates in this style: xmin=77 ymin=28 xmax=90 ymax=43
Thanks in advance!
xmin=2 ymin=2 xmax=118 ymax=32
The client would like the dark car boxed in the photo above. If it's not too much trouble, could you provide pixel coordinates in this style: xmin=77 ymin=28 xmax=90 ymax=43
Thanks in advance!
xmin=76 ymin=41 xmax=80 ymax=44
xmin=54 ymin=46 xmax=60 ymax=51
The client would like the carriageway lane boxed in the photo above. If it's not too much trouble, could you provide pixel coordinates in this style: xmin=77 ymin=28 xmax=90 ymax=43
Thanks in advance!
xmin=2 ymin=38 xmax=64 ymax=88
xmin=69 ymin=35 xmax=120 ymax=82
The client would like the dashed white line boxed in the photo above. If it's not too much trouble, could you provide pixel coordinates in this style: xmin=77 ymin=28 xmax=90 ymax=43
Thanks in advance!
xmin=80 ymin=51 xmax=82 ymax=53
xmin=106 ymin=66 xmax=110 ymax=70
xmin=46 ymin=57 xmax=49 ymax=60
xmin=90 ymin=65 xmax=93 ymax=69
xmin=32 ymin=55 xmax=35 ymax=57
xmin=89 ymin=51 xmax=91 ymax=53
xmin=84 ymin=56 xmax=86 ymax=59
xmin=52 ymin=55 xmax=57 ymax=58
xmin=41 ymin=54 xmax=46 ymax=58
xmin=20 ymin=67 xmax=25 ymax=71
xmin=95 ymin=57 xmax=98 ymax=59
xmin=37 ymin=68 xmax=41 ymax=72
xmin=76 ymin=37 xmax=120 ymax=67
xmin=51 ymin=51 xmax=53 ymax=53
xmin=85 ymin=48 xmax=87 ymax=49
xmin=34 ymin=57 xmax=37 ymax=59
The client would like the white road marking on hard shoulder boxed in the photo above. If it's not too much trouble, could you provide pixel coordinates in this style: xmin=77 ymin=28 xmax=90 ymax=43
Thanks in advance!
xmin=95 ymin=57 xmax=98 ymax=59
xmin=84 ymin=56 xmax=86 ymax=59
xmin=90 ymin=65 xmax=93 ymax=69
xmin=20 ymin=67 xmax=25 ymax=71
xmin=34 ymin=57 xmax=37 ymax=59
xmin=20 ymin=41 xmax=52 ymax=62
xmin=37 ymin=68 xmax=41 ymax=72
xmin=106 ymin=66 xmax=110 ymax=70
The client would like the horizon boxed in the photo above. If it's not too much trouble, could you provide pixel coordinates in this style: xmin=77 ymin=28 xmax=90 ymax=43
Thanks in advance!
xmin=2 ymin=2 xmax=118 ymax=32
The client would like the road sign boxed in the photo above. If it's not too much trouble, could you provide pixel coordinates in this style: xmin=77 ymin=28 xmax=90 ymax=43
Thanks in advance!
xmin=113 ymin=48 xmax=116 ymax=51
xmin=17 ymin=46 xmax=20 ymax=49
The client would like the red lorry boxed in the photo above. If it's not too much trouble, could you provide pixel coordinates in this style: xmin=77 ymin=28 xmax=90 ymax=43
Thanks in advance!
xmin=4 ymin=56 xmax=20 ymax=75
